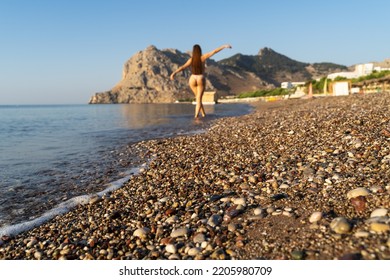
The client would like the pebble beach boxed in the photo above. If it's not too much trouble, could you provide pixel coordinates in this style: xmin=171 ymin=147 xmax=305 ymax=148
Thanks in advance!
xmin=1 ymin=92 xmax=389 ymax=260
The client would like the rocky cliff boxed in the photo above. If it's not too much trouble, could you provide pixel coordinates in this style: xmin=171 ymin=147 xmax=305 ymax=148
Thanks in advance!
xmin=89 ymin=46 xmax=347 ymax=104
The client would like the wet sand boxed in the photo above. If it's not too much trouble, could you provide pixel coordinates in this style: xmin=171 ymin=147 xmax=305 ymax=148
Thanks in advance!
xmin=1 ymin=92 xmax=389 ymax=260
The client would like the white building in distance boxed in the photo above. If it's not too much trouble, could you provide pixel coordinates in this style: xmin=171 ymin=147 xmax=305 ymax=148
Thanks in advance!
xmin=327 ymin=63 xmax=374 ymax=80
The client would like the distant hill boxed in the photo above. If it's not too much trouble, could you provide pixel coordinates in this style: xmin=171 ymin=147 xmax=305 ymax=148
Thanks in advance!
xmin=89 ymin=46 xmax=348 ymax=104
xmin=219 ymin=47 xmax=347 ymax=86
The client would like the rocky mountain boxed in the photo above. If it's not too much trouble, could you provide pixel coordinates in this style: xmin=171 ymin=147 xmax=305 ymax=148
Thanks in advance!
xmin=89 ymin=46 xmax=348 ymax=104
xmin=219 ymin=48 xmax=348 ymax=86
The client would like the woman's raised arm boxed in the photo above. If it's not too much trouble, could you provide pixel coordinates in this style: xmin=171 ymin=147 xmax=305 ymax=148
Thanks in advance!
xmin=202 ymin=44 xmax=232 ymax=60
xmin=170 ymin=57 xmax=192 ymax=80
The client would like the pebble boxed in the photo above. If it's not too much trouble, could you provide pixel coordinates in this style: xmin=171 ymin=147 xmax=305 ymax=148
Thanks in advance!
xmin=347 ymin=187 xmax=370 ymax=199
xmin=193 ymin=233 xmax=206 ymax=243
xmin=282 ymin=211 xmax=293 ymax=217
xmin=166 ymin=215 xmax=179 ymax=224
xmin=171 ymin=227 xmax=189 ymax=238
xmin=330 ymin=217 xmax=352 ymax=234
xmin=355 ymin=230 xmax=370 ymax=238
xmin=133 ymin=227 xmax=150 ymax=239
xmin=34 ymin=251 xmax=43 ymax=260
xmin=266 ymin=206 xmax=276 ymax=214
xmin=370 ymin=208 xmax=388 ymax=218
xmin=350 ymin=196 xmax=367 ymax=212
xmin=188 ymin=247 xmax=201 ymax=257
xmin=253 ymin=207 xmax=263 ymax=216
xmin=207 ymin=214 xmax=222 ymax=227
xmin=279 ymin=183 xmax=289 ymax=189
xmin=370 ymin=223 xmax=390 ymax=233
xmin=165 ymin=244 xmax=177 ymax=254
xmin=291 ymin=250 xmax=305 ymax=260
xmin=309 ymin=212 xmax=323 ymax=223
xmin=26 ymin=238 xmax=38 ymax=248
xmin=227 ymin=223 xmax=237 ymax=232
xmin=232 ymin=197 xmax=246 ymax=206
xmin=168 ymin=254 xmax=180 ymax=260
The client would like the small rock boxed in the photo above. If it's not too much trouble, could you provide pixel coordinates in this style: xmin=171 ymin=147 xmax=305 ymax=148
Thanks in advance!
xmin=193 ymin=233 xmax=206 ymax=243
xmin=330 ymin=217 xmax=351 ymax=234
xmin=350 ymin=196 xmax=367 ymax=212
xmin=232 ymin=197 xmax=246 ymax=206
xmin=370 ymin=223 xmax=390 ymax=233
xmin=207 ymin=214 xmax=222 ymax=227
xmin=279 ymin=183 xmax=289 ymax=189
xmin=291 ymin=250 xmax=305 ymax=260
xmin=26 ymin=238 xmax=38 ymax=248
xmin=201 ymin=241 xmax=209 ymax=249
xmin=34 ymin=251 xmax=43 ymax=260
xmin=228 ymin=223 xmax=237 ymax=232
xmin=248 ymin=176 xmax=257 ymax=184
xmin=168 ymin=254 xmax=180 ymax=260
xmin=159 ymin=197 xmax=169 ymax=203
xmin=133 ymin=227 xmax=150 ymax=239
xmin=171 ymin=227 xmax=189 ymax=238
xmin=247 ymin=215 xmax=264 ymax=221
xmin=165 ymin=244 xmax=177 ymax=254
xmin=226 ymin=249 xmax=237 ymax=257
xmin=225 ymin=205 xmax=241 ymax=220
xmin=211 ymin=248 xmax=226 ymax=260
xmin=266 ymin=206 xmax=276 ymax=214
xmin=188 ymin=247 xmax=201 ymax=257
xmin=254 ymin=207 xmax=263 ymax=216
xmin=347 ymin=187 xmax=370 ymax=199
xmin=370 ymin=208 xmax=388 ymax=218
xmin=166 ymin=215 xmax=179 ymax=224
xmin=355 ymin=230 xmax=370 ymax=238
xmin=309 ymin=212 xmax=323 ymax=223
xmin=272 ymin=209 xmax=282 ymax=216
xmin=282 ymin=211 xmax=293 ymax=217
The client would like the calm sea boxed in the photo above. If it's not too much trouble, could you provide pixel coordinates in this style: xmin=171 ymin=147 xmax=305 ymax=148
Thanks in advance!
xmin=0 ymin=103 xmax=251 ymax=237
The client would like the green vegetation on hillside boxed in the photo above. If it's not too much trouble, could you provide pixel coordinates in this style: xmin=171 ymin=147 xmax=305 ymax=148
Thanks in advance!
xmin=353 ymin=70 xmax=390 ymax=82
xmin=326 ymin=70 xmax=390 ymax=83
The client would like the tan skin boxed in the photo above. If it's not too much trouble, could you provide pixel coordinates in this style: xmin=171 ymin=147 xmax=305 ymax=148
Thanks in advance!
xmin=170 ymin=44 xmax=232 ymax=118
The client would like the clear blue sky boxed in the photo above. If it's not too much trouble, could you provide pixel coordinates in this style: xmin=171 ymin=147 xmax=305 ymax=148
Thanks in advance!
xmin=1 ymin=0 xmax=389 ymax=104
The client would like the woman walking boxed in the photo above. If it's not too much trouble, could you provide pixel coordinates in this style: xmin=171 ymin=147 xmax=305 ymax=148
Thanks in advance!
xmin=170 ymin=44 xmax=232 ymax=118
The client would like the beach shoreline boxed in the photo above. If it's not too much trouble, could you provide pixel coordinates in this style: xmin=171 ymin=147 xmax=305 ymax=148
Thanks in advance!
xmin=1 ymin=93 xmax=389 ymax=260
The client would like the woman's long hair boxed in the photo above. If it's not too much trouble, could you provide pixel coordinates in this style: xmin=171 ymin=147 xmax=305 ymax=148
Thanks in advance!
xmin=191 ymin=44 xmax=203 ymax=75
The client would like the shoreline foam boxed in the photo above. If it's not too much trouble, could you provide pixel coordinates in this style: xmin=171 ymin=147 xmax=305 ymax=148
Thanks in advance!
xmin=0 ymin=166 xmax=145 ymax=243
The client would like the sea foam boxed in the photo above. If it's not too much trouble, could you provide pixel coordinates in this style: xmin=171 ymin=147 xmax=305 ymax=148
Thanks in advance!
xmin=0 ymin=166 xmax=143 ymax=244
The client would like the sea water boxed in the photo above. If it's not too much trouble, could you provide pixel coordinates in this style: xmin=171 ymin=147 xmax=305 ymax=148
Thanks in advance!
xmin=0 ymin=103 xmax=251 ymax=237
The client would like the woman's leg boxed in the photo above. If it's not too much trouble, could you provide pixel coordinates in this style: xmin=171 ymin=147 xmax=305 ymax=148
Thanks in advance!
xmin=189 ymin=76 xmax=206 ymax=118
